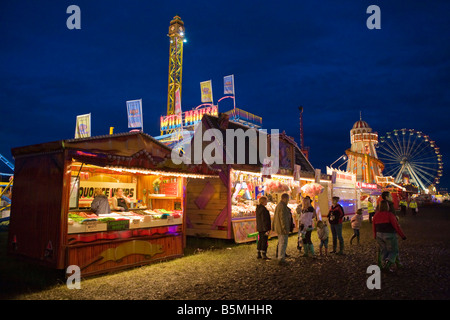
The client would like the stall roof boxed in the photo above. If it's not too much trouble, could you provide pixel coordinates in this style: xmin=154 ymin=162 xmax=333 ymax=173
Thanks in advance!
xmin=11 ymin=131 xmax=219 ymax=177
xmin=197 ymin=114 xmax=315 ymax=174
xmin=12 ymin=131 xmax=171 ymax=158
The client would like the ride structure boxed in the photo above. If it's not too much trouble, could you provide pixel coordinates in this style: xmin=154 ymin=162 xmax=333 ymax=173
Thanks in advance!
xmin=166 ymin=16 xmax=185 ymax=124
xmin=345 ymin=117 xmax=384 ymax=184
xmin=0 ymin=153 xmax=14 ymax=177
xmin=376 ymin=129 xmax=443 ymax=193
xmin=0 ymin=154 xmax=13 ymax=230
xmin=157 ymin=16 xmax=263 ymax=152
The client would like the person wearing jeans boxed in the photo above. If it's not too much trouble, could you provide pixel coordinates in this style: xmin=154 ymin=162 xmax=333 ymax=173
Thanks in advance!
xmin=255 ymin=196 xmax=271 ymax=260
xmin=327 ymin=196 xmax=345 ymax=255
xmin=373 ymin=200 xmax=407 ymax=272
xmin=272 ymin=193 xmax=291 ymax=265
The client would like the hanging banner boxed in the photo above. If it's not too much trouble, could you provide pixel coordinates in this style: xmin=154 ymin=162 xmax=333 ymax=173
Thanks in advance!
xmin=75 ymin=113 xmax=91 ymax=139
xmin=126 ymin=99 xmax=143 ymax=129
xmin=315 ymin=168 xmax=321 ymax=183
xmin=200 ymin=80 xmax=213 ymax=103
xmin=224 ymin=75 xmax=234 ymax=95
xmin=261 ymin=158 xmax=273 ymax=178
xmin=175 ymin=88 xmax=182 ymax=115
xmin=294 ymin=164 xmax=301 ymax=181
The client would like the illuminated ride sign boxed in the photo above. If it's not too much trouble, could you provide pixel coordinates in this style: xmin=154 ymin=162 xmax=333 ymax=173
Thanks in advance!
xmin=160 ymin=105 xmax=218 ymax=132
xmin=356 ymin=182 xmax=378 ymax=190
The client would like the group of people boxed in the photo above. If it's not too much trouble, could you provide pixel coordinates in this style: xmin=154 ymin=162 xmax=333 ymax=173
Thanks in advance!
xmin=255 ymin=191 xmax=407 ymax=272
xmin=399 ymin=197 xmax=419 ymax=216
xmin=90 ymin=188 xmax=131 ymax=215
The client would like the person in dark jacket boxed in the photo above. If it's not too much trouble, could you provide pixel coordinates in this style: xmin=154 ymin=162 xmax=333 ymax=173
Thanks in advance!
xmin=256 ymin=196 xmax=271 ymax=260
xmin=373 ymin=200 xmax=406 ymax=272
xmin=327 ymin=196 xmax=345 ymax=254
xmin=90 ymin=188 xmax=111 ymax=216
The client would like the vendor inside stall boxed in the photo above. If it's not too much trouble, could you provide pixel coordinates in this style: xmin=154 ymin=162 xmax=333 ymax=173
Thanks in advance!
xmin=112 ymin=188 xmax=131 ymax=212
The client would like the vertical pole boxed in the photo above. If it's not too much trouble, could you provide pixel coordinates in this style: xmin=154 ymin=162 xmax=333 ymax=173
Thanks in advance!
xmin=233 ymin=74 xmax=236 ymax=111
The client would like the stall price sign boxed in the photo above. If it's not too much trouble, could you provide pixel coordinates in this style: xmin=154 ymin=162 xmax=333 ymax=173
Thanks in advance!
xmin=85 ymin=220 xmax=98 ymax=232
xmin=107 ymin=220 xmax=130 ymax=231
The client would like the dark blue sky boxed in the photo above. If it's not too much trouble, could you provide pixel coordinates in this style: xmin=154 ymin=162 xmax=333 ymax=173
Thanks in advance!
xmin=1 ymin=1 xmax=449 ymax=189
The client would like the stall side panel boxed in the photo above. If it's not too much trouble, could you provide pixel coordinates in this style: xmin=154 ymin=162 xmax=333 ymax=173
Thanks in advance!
xmin=185 ymin=177 xmax=229 ymax=239
xmin=8 ymin=152 xmax=66 ymax=268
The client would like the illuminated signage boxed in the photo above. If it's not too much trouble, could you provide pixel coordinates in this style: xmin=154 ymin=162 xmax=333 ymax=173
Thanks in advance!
xmin=160 ymin=105 xmax=218 ymax=131
xmin=356 ymin=182 xmax=378 ymax=189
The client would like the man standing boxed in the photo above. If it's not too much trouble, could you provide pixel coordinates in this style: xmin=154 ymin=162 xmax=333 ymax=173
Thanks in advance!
xmin=327 ymin=196 xmax=345 ymax=255
xmin=272 ymin=193 xmax=291 ymax=265
xmin=377 ymin=191 xmax=396 ymax=215
xmin=255 ymin=196 xmax=271 ymax=260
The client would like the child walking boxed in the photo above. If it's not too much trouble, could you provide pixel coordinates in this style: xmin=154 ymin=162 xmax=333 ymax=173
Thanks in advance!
xmin=316 ymin=220 xmax=329 ymax=256
xmin=350 ymin=209 xmax=363 ymax=245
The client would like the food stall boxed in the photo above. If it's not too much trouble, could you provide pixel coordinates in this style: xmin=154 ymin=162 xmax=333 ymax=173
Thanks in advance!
xmin=327 ymin=167 xmax=357 ymax=216
xmin=356 ymin=181 xmax=383 ymax=215
xmin=8 ymin=131 xmax=212 ymax=276
xmin=184 ymin=114 xmax=318 ymax=242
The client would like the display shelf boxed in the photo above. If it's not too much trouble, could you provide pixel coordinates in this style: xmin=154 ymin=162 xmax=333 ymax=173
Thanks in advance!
xmin=129 ymin=217 xmax=183 ymax=229
xmin=147 ymin=195 xmax=181 ymax=200
xmin=68 ymin=222 xmax=108 ymax=234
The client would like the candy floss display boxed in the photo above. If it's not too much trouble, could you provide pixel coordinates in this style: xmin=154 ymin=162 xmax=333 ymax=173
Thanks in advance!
xmin=8 ymin=131 xmax=214 ymax=276
xmin=183 ymin=114 xmax=324 ymax=243
xmin=301 ymin=183 xmax=324 ymax=197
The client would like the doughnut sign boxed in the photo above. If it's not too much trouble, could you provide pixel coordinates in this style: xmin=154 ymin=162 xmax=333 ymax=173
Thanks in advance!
xmin=78 ymin=181 xmax=137 ymax=207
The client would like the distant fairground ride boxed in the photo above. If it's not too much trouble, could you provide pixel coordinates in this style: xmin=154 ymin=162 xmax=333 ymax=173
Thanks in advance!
xmin=376 ymin=129 xmax=443 ymax=192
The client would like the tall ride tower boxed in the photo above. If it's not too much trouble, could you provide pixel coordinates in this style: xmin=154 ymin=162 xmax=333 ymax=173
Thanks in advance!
xmin=345 ymin=116 xmax=384 ymax=183
xmin=165 ymin=15 xmax=186 ymax=134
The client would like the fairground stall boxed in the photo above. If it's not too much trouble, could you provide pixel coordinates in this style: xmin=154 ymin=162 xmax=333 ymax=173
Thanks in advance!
xmin=356 ymin=181 xmax=382 ymax=215
xmin=327 ymin=167 xmax=357 ymax=216
xmin=183 ymin=114 xmax=324 ymax=243
xmin=8 ymin=132 xmax=212 ymax=276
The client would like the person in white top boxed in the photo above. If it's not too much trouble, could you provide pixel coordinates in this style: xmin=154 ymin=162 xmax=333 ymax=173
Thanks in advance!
xmin=299 ymin=196 xmax=317 ymax=257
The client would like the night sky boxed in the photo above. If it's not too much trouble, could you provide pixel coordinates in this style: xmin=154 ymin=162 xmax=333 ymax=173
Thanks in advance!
xmin=1 ymin=1 xmax=449 ymax=189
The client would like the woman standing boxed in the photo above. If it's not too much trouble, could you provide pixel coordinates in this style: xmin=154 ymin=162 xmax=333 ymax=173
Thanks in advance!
xmin=299 ymin=196 xmax=317 ymax=257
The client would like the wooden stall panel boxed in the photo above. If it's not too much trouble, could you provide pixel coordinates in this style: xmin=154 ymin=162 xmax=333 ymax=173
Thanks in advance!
xmin=67 ymin=235 xmax=183 ymax=276
xmin=8 ymin=151 xmax=68 ymax=269
xmin=185 ymin=177 xmax=229 ymax=239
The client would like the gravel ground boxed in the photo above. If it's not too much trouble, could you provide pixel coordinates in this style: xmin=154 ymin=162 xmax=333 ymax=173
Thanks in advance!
xmin=5 ymin=203 xmax=450 ymax=300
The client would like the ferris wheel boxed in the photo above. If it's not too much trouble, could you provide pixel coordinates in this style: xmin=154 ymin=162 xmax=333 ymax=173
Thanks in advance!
xmin=376 ymin=129 xmax=443 ymax=192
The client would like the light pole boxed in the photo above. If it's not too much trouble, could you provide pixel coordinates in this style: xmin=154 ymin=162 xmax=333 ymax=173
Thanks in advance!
xmin=330 ymin=155 xmax=347 ymax=168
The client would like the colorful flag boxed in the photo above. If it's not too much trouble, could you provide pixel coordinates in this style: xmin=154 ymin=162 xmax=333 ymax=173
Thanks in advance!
xmin=126 ymin=99 xmax=143 ymax=129
xmin=75 ymin=113 xmax=91 ymax=139
xmin=175 ymin=88 xmax=182 ymax=114
xmin=200 ymin=80 xmax=213 ymax=103
xmin=224 ymin=75 xmax=234 ymax=95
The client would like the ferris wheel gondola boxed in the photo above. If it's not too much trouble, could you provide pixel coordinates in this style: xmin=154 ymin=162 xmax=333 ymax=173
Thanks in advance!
xmin=375 ymin=129 xmax=443 ymax=192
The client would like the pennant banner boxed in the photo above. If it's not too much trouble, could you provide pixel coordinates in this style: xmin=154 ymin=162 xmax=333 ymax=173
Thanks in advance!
xmin=224 ymin=75 xmax=234 ymax=95
xmin=75 ymin=113 xmax=91 ymax=139
xmin=200 ymin=80 xmax=213 ymax=103
xmin=126 ymin=99 xmax=143 ymax=129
